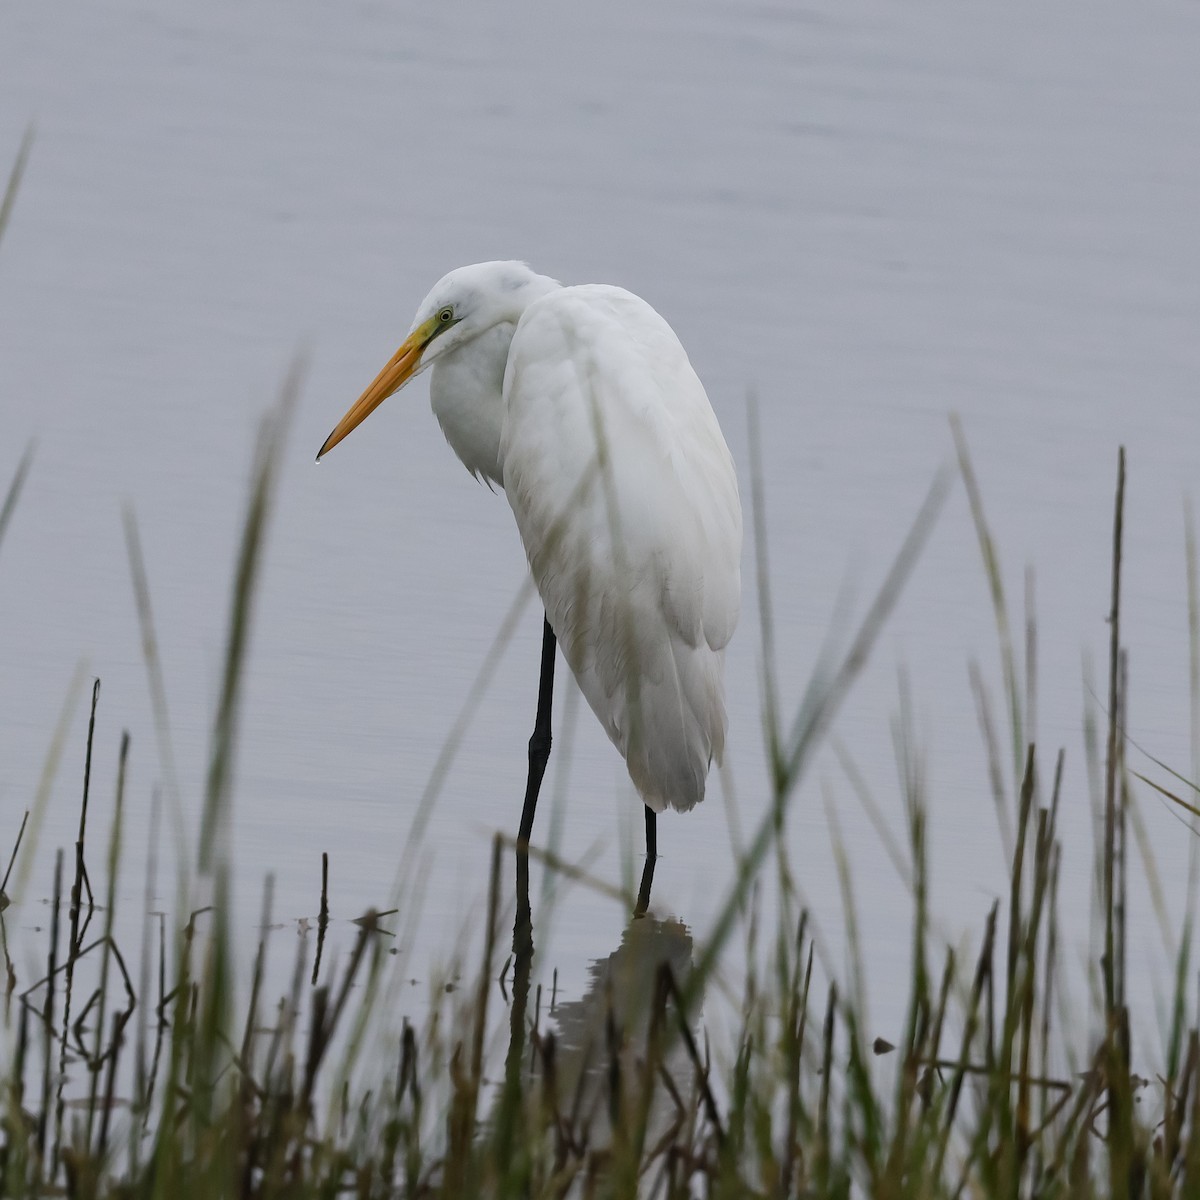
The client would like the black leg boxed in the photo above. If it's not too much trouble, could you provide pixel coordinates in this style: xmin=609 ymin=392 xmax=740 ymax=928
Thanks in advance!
xmin=508 ymin=838 xmax=534 ymax=1042
xmin=502 ymin=826 xmax=535 ymax=1142
xmin=506 ymin=615 xmax=556 ymax=1112
xmin=635 ymin=805 xmax=657 ymax=916
xmin=518 ymin=613 xmax=557 ymax=846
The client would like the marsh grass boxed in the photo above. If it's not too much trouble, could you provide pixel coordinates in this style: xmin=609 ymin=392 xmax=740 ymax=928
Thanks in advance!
xmin=3 ymin=385 xmax=1200 ymax=1199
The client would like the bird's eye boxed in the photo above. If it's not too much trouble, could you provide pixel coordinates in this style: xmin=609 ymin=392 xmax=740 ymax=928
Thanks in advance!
xmin=438 ymin=307 xmax=454 ymax=323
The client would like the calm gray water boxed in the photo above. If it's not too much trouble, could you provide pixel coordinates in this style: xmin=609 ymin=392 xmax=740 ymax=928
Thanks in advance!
xmin=2 ymin=1 xmax=1199 ymax=1039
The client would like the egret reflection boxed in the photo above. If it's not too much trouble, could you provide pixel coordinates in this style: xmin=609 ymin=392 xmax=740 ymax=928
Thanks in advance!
xmin=501 ymin=845 xmax=702 ymax=1156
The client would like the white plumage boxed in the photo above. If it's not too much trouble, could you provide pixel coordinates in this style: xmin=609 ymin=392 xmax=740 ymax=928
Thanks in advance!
xmin=319 ymin=261 xmax=742 ymax=815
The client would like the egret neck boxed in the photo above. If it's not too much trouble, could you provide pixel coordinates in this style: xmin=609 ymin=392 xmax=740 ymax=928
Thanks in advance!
xmin=429 ymin=268 xmax=560 ymax=487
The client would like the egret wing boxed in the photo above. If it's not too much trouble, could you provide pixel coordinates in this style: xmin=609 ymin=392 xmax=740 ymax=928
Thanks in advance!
xmin=501 ymin=285 xmax=742 ymax=812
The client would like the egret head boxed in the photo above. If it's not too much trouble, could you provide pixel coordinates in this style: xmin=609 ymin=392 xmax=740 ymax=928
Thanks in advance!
xmin=317 ymin=261 xmax=557 ymax=459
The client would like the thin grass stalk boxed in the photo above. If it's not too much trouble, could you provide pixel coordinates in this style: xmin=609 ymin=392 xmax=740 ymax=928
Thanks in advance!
xmin=34 ymin=850 xmax=64 ymax=1181
xmin=1186 ymin=1035 xmax=1200 ymax=1195
xmin=201 ymin=362 xmax=301 ymax=874
xmin=444 ymin=835 xmax=505 ymax=1195
xmin=986 ymin=744 xmax=1037 ymax=1186
xmin=1117 ymin=650 xmax=1129 ymax=1020
xmin=1186 ymin=499 xmax=1200 ymax=924
xmin=130 ymin=792 xmax=160 ymax=1176
xmin=10 ymin=665 xmax=88 ymax=910
xmin=938 ymin=900 xmax=996 ymax=1178
xmin=1005 ymin=745 xmax=1037 ymax=1036
xmin=827 ymin=787 xmax=878 ymax=1166
xmin=780 ymin=912 xmax=810 ymax=1197
xmin=836 ymin=739 xmax=912 ymax=889
xmin=972 ymin=660 xmax=1016 ymax=863
xmin=747 ymin=392 xmax=784 ymax=789
xmin=690 ymin=469 xmax=950 ymax=1001
xmin=815 ymin=983 xmax=836 ymax=1194
xmin=123 ymin=510 xmax=187 ymax=862
xmin=1103 ymin=447 xmax=1126 ymax=1020
xmin=1015 ymin=809 xmax=1053 ymax=1175
xmin=51 ymin=680 xmax=100 ymax=1173
xmin=0 ymin=443 xmax=34 ymax=567
xmin=623 ymin=965 xmax=675 ymax=1195
xmin=0 ymin=124 xmax=33 ymax=252
xmin=1037 ymin=753 xmax=1065 ymax=1138
xmin=951 ymin=415 xmax=1024 ymax=786
xmin=888 ymin=690 xmax=931 ymax=1189
xmin=201 ymin=364 xmax=299 ymax=1194
xmin=70 ymin=678 xmax=101 ymax=945
xmin=1025 ymin=566 xmax=1038 ymax=756
xmin=928 ymin=945 xmax=956 ymax=1084
xmin=4 ymin=1000 xmax=32 ymax=1192
xmin=1158 ymin=1031 xmax=1197 ymax=1193
xmin=141 ymin=369 xmax=299 ymax=1199
xmin=85 ymin=731 xmax=129 ymax=1153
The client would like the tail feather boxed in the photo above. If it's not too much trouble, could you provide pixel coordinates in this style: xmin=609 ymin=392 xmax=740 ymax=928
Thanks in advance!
xmin=578 ymin=631 xmax=726 ymax=815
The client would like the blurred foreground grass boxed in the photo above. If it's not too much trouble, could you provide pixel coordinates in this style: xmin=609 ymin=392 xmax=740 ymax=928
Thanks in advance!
xmin=5 ymin=144 xmax=1200 ymax=1200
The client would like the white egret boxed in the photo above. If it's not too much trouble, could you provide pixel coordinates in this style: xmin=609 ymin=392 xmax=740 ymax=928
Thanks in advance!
xmin=318 ymin=262 xmax=742 ymax=912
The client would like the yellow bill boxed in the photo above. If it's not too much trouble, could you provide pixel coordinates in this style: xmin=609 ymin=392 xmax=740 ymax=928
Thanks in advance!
xmin=317 ymin=315 xmax=440 ymax=460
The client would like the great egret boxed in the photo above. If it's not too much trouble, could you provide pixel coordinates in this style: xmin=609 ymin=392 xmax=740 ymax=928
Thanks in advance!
xmin=318 ymin=262 xmax=742 ymax=912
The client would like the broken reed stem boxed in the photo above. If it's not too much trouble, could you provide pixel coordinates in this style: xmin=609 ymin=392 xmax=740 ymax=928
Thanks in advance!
xmin=299 ymin=909 xmax=375 ymax=1116
xmin=312 ymin=853 xmax=330 ymax=986
xmin=48 ymin=679 xmax=102 ymax=1178
xmin=71 ymin=677 xmax=101 ymax=944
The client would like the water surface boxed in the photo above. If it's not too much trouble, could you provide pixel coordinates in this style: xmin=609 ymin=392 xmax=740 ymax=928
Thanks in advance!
xmin=1 ymin=1 xmax=1198 ymax=1038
